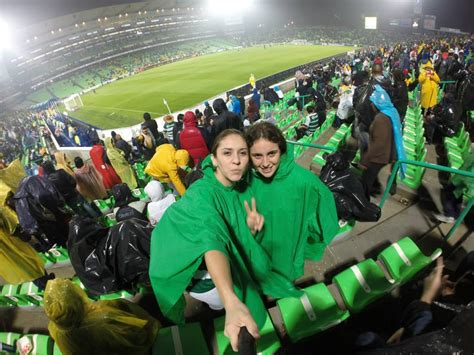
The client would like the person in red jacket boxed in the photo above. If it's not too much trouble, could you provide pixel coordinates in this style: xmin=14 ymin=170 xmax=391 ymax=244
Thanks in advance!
xmin=179 ymin=111 xmax=210 ymax=165
xmin=89 ymin=140 xmax=122 ymax=190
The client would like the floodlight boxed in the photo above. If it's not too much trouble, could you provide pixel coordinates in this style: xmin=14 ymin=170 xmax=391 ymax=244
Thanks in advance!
xmin=207 ymin=0 xmax=253 ymax=15
xmin=0 ymin=19 xmax=12 ymax=50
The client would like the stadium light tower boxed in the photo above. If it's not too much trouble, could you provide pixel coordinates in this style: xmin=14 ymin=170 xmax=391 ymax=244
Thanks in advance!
xmin=0 ymin=19 xmax=12 ymax=51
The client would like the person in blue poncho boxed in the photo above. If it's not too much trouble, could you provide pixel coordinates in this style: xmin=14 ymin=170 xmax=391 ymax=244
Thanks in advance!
xmin=358 ymin=85 xmax=406 ymax=198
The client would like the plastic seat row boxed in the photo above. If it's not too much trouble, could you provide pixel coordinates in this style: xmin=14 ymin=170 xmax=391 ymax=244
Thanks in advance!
xmin=94 ymin=187 xmax=151 ymax=215
xmin=0 ymin=332 xmax=62 ymax=355
xmin=0 ymin=276 xmax=150 ymax=309
xmin=312 ymin=120 xmax=350 ymax=166
xmin=38 ymin=246 xmax=70 ymax=269
xmin=275 ymin=236 xmax=441 ymax=343
xmin=292 ymin=112 xmax=337 ymax=160
xmin=398 ymin=105 xmax=427 ymax=189
xmin=152 ymin=236 xmax=441 ymax=354
xmin=444 ymin=123 xmax=471 ymax=171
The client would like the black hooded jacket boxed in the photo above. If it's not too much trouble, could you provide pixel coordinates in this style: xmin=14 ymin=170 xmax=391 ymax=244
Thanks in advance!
xmin=211 ymin=98 xmax=243 ymax=143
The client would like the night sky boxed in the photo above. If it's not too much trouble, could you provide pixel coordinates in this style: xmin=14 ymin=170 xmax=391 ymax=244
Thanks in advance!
xmin=1 ymin=0 xmax=473 ymax=33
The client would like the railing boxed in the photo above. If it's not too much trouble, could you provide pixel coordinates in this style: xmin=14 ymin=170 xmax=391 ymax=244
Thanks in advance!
xmin=381 ymin=159 xmax=473 ymax=241
xmin=286 ymin=140 xmax=472 ymax=240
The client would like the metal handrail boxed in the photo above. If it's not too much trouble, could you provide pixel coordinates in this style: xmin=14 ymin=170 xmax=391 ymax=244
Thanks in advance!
xmin=381 ymin=159 xmax=473 ymax=240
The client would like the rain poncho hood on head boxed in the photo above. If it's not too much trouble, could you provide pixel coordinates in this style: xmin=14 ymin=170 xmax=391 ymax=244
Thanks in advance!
xmin=149 ymin=155 xmax=301 ymax=329
xmin=105 ymin=137 xmax=137 ymax=189
xmin=0 ymin=160 xmax=45 ymax=284
xmin=44 ymin=278 xmax=159 ymax=354
xmin=54 ymin=152 xmax=74 ymax=176
xmin=369 ymin=84 xmax=407 ymax=178
xmin=245 ymin=152 xmax=340 ymax=280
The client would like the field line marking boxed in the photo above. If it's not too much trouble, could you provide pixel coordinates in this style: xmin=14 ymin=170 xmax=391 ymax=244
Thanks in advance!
xmin=84 ymin=104 xmax=165 ymax=115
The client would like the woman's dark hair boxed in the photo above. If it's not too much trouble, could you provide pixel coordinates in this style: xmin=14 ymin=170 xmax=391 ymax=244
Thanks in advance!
xmin=245 ymin=122 xmax=287 ymax=154
xmin=392 ymin=68 xmax=405 ymax=84
xmin=74 ymin=156 xmax=84 ymax=168
xmin=211 ymin=129 xmax=246 ymax=156
xmin=41 ymin=160 xmax=56 ymax=175
xmin=143 ymin=112 xmax=151 ymax=121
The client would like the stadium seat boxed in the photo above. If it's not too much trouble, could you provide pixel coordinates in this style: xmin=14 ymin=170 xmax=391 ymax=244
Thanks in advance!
xmin=277 ymin=283 xmax=350 ymax=342
xmin=132 ymin=188 xmax=150 ymax=202
xmin=1 ymin=284 xmax=21 ymax=307
xmin=152 ymin=322 xmax=208 ymax=355
xmin=377 ymin=237 xmax=442 ymax=284
xmin=94 ymin=196 xmax=115 ymax=215
xmin=98 ymin=290 xmax=135 ymax=301
xmin=214 ymin=313 xmax=280 ymax=354
xmin=333 ymin=259 xmax=394 ymax=313
xmin=0 ymin=332 xmax=21 ymax=352
xmin=18 ymin=281 xmax=44 ymax=306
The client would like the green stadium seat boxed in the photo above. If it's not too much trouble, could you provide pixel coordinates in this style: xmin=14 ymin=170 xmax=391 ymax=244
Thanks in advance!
xmin=132 ymin=188 xmax=150 ymax=202
xmin=0 ymin=284 xmax=21 ymax=306
xmin=277 ymin=283 xmax=350 ymax=342
xmin=214 ymin=313 xmax=280 ymax=354
xmin=18 ymin=282 xmax=44 ymax=306
xmin=98 ymin=290 xmax=135 ymax=301
xmin=152 ymin=322 xmax=208 ymax=355
xmin=94 ymin=196 xmax=115 ymax=215
xmin=377 ymin=237 xmax=442 ymax=284
xmin=0 ymin=332 xmax=21 ymax=353
xmin=332 ymin=259 xmax=394 ymax=313
xmin=26 ymin=334 xmax=55 ymax=355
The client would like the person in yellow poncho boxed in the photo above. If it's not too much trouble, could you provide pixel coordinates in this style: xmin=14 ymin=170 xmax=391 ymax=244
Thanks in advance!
xmin=419 ymin=62 xmax=440 ymax=112
xmin=0 ymin=159 xmax=45 ymax=284
xmin=104 ymin=137 xmax=138 ymax=189
xmin=145 ymin=144 xmax=190 ymax=196
xmin=54 ymin=152 xmax=75 ymax=176
xmin=44 ymin=278 xmax=159 ymax=354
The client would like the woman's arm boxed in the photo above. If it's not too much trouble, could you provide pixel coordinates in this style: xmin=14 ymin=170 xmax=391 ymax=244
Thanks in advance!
xmin=205 ymin=250 xmax=259 ymax=351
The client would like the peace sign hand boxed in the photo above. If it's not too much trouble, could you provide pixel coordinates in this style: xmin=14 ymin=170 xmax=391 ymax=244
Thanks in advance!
xmin=244 ymin=197 xmax=264 ymax=236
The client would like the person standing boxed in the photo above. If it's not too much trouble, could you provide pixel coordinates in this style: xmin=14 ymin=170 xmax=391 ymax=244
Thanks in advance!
xmin=419 ymin=62 xmax=440 ymax=114
xmin=141 ymin=112 xmax=160 ymax=141
xmin=89 ymin=140 xmax=122 ymax=190
xmin=163 ymin=115 xmax=176 ymax=145
xmin=179 ymin=111 xmax=210 ymax=165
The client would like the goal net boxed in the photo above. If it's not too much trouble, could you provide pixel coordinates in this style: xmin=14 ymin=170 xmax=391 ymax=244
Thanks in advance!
xmin=63 ymin=94 xmax=84 ymax=111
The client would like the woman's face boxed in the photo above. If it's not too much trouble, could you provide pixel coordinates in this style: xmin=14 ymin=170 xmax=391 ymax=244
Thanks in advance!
xmin=250 ymin=138 xmax=281 ymax=179
xmin=211 ymin=134 xmax=249 ymax=186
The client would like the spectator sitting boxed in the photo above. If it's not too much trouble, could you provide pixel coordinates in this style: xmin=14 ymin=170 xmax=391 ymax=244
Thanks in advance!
xmin=104 ymin=137 xmax=138 ymax=189
xmin=111 ymin=183 xmax=147 ymax=223
xmin=89 ymin=140 xmax=122 ymax=190
xmin=144 ymin=180 xmax=176 ymax=226
xmin=112 ymin=132 xmax=132 ymax=162
xmin=44 ymin=278 xmax=159 ymax=354
xmin=42 ymin=160 xmax=89 ymax=216
xmin=246 ymin=98 xmax=260 ymax=124
xmin=179 ymin=111 xmax=210 ymax=165
xmin=145 ymin=144 xmax=190 ymax=196
xmin=295 ymin=105 xmax=320 ymax=140
xmin=73 ymin=157 xmax=107 ymax=201
xmin=54 ymin=152 xmax=75 ymax=176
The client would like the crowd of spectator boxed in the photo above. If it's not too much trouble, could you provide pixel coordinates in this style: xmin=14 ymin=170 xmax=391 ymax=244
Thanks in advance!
xmin=1 ymin=30 xmax=473 ymax=354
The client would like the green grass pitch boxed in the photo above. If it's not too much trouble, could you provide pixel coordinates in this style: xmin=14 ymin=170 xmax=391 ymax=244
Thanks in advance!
xmin=68 ymin=45 xmax=352 ymax=129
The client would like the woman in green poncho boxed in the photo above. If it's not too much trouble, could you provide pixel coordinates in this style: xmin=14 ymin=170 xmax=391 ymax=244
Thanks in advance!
xmin=149 ymin=130 xmax=300 ymax=351
xmin=104 ymin=137 xmax=138 ymax=189
xmin=244 ymin=122 xmax=340 ymax=281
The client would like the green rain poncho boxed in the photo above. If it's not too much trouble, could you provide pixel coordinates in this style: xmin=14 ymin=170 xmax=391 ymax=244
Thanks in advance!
xmin=105 ymin=137 xmax=138 ymax=189
xmin=149 ymin=157 xmax=301 ymax=329
xmin=245 ymin=152 xmax=340 ymax=281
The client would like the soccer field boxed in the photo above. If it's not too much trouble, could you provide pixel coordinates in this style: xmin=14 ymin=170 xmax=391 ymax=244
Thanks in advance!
xmin=70 ymin=44 xmax=352 ymax=129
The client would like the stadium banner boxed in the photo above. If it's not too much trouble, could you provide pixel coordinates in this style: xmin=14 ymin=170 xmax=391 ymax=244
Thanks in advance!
xmin=423 ymin=15 xmax=436 ymax=30
xmin=364 ymin=17 xmax=377 ymax=30
xmin=439 ymin=27 xmax=461 ymax=34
